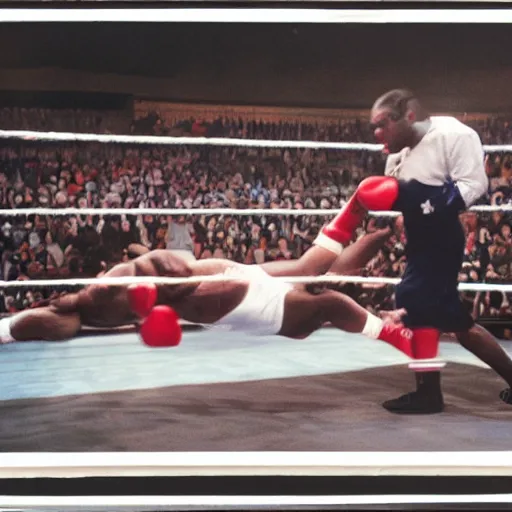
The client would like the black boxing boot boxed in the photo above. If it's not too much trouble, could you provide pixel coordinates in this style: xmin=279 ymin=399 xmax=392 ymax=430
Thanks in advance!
xmin=382 ymin=371 xmax=445 ymax=414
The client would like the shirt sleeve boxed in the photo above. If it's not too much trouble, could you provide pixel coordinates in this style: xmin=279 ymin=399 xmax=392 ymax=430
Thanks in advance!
xmin=448 ymin=129 xmax=488 ymax=207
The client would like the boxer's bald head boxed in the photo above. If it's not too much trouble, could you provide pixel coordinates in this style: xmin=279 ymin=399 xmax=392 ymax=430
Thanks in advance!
xmin=370 ymin=89 xmax=430 ymax=154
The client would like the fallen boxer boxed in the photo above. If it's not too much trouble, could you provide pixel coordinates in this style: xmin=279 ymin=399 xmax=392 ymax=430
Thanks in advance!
xmin=0 ymin=246 xmax=412 ymax=358
xmin=0 ymin=177 xmax=413 ymax=356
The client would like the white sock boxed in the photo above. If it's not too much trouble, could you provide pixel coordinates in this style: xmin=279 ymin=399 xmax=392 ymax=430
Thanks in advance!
xmin=312 ymin=232 xmax=344 ymax=255
xmin=361 ymin=313 xmax=384 ymax=339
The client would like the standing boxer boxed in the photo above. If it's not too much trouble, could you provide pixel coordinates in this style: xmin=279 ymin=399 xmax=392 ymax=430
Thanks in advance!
xmin=367 ymin=89 xmax=512 ymax=413
xmin=313 ymin=89 xmax=512 ymax=413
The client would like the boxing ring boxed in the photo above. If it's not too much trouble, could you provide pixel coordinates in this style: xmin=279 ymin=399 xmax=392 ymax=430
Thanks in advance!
xmin=1 ymin=328 xmax=512 ymax=453
xmin=0 ymin=128 xmax=511 ymax=472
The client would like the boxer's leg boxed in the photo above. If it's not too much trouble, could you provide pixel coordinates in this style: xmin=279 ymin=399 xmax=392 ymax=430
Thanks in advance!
xmin=456 ymin=323 xmax=512 ymax=404
xmin=379 ymin=274 xmax=446 ymax=413
xmin=259 ymin=245 xmax=338 ymax=278
xmin=313 ymin=176 xmax=398 ymax=255
xmin=382 ymin=326 xmax=445 ymax=414
xmin=326 ymin=227 xmax=392 ymax=275
xmin=260 ymin=228 xmax=392 ymax=278
xmin=278 ymin=289 xmax=413 ymax=356
xmin=260 ymin=177 xmax=397 ymax=278
xmin=382 ymin=286 xmax=480 ymax=414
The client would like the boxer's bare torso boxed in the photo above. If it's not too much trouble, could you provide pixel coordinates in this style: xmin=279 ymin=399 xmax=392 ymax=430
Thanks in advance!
xmin=70 ymin=252 xmax=251 ymax=328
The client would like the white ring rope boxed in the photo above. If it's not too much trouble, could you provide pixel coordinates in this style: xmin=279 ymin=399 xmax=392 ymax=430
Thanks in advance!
xmin=1 ymin=207 xmax=385 ymax=217
xmin=1 ymin=205 xmax=511 ymax=218
xmin=1 ymin=275 xmax=510 ymax=293
xmin=0 ymin=129 xmax=510 ymax=217
xmin=0 ymin=130 xmax=384 ymax=151
xmin=0 ymin=128 xmax=511 ymax=153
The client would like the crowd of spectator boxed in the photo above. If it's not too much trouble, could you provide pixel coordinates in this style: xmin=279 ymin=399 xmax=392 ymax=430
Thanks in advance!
xmin=0 ymin=106 xmax=510 ymax=337
xmin=132 ymin=111 xmax=375 ymax=143
xmin=0 ymin=107 xmax=129 ymax=135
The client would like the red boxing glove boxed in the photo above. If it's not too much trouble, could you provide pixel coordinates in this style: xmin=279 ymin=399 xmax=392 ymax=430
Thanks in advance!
xmin=314 ymin=176 xmax=399 ymax=254
xmin=139 ymin=305 xmax=182 ymax=348
xmin=128 ymin=283 xmax=158 ymax=318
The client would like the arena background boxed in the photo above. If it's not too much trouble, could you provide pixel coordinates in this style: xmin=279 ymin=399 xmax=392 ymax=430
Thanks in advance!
xmin=0 ymin=21 xmax=510 ymax=452
xmin=1 ymin=21 xmax=510 ymax=327
xmin=0 ymin=23 xmax=511 ymax=111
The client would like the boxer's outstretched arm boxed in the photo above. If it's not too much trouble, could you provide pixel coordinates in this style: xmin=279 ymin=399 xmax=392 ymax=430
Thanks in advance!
xmin=4 ymin=304 xmax=81 ymax=343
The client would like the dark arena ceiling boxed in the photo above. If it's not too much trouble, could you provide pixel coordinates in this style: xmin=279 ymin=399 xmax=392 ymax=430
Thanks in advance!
xmin=0 ymin=22 xmax=511 ymax=111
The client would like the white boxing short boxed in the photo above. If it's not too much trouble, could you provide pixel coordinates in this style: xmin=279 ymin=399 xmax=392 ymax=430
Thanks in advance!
xmin=0 ymin=317 xmax=14 ymax=344
xmin=209 ymin=265 xmax=293 ymax=336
